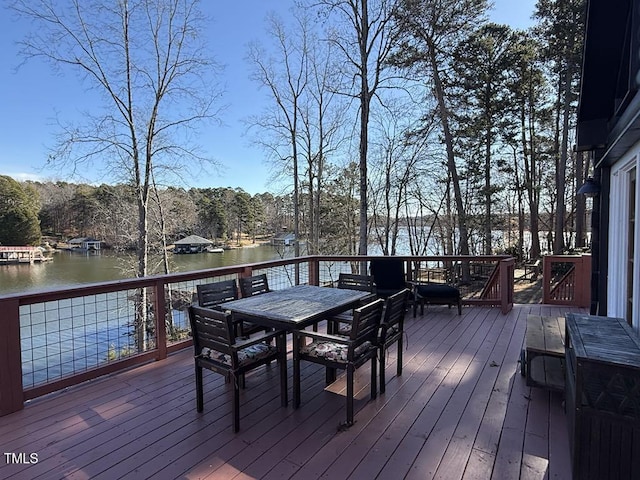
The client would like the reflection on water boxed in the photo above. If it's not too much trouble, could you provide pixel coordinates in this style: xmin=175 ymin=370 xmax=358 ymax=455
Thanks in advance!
xmin=0 ymin=245 xmax=288 ymax=295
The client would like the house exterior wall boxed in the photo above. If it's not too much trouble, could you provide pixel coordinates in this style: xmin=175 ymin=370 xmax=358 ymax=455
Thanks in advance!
xmin=607 ymin=143 xmax=640 ymax=329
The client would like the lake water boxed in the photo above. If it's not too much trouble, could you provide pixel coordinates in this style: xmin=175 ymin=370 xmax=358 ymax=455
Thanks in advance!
xmin=0 ymin=244 xmax=288 ymax=295
xmin=2 ymin=226 xmax=559 ymax=296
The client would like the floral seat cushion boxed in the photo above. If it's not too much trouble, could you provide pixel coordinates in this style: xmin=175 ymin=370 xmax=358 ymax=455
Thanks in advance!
xmin=337 ymin=324 xmax=353 ymax=335
xmin=338 ymin=323 xmax=398 ymax=337
xmin=384 ymin=324 xmax=400 ymax=338
xmin=300 ymin=339 xmax=374 ymax=362
xmin=201 ymin=343 xmax=275 ymax=367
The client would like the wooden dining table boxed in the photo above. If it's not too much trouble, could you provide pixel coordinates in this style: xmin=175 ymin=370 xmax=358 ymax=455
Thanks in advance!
xmin=218 ymin=284 xmax=371 ymax=331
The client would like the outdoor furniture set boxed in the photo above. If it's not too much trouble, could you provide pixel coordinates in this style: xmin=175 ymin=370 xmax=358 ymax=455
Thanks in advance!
xmin=188 ymin=260 xmax=462 ymax=432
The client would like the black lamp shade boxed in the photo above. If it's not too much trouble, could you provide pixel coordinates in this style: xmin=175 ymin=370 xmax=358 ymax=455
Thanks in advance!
xmin=577 ymin=177 xmax=600 ymax=197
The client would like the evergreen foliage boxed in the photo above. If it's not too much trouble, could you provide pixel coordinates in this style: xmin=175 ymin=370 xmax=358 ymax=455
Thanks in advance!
xmin=0 ymin=175 xmax=41 ymax=246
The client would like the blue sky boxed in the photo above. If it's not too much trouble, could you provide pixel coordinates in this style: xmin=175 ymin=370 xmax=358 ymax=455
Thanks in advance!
xmin=0 ymin=0 xmax=536 ymax=195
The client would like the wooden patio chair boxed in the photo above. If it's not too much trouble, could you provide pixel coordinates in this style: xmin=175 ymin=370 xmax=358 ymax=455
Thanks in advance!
xmin=188 ymin=305 xmax=287 ymax=432
xmin=327 ymin=273 xmax=377 ymax=334
xmin=379 ymin=288 xmax=410 ymax=393
xmin=196 ymin=279 xmax=238 ymax=309
xmin=335 ymin=273 xmax=377 ymax=293
xmin=239 ymin=273 xmax=270 ymax=297
xmin=196 ymin=279 xmax=269 ymax=338
xmin=292 ymin=298 xmax=384 ymax=429
xmin=230 ymin=274 xmax=274 ymax=337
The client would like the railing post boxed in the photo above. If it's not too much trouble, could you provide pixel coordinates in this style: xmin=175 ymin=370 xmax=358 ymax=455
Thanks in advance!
xmin=579 ymin=254 xmax=592 ymax=308
xmin=0 ymin=298 xmax=24 ymax=416
xmin=154 ymin=279 xmax=167 ymax=360
xmin=240 ymin=266 xmax=254 ymax=279
xmin=500 ymin=258 xmax=514 ymax=314
xmin=308 ymin=257 xmax=320 ymax=286
xmin=542 ymin=255 xmax=551 ymax=304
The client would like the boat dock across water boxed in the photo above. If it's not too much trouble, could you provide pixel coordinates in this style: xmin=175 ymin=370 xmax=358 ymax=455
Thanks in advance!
xmin=0 ymin=246 xmax=52 ymax=264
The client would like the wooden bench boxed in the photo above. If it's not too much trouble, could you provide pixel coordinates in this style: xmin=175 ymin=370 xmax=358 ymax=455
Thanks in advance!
xmin=520 ymin=315 xmax=565 ymax=391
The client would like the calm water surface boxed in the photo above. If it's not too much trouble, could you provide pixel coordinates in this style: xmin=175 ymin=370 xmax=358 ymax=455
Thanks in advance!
xmin=0 ymin=244 xmax=287 ymax=295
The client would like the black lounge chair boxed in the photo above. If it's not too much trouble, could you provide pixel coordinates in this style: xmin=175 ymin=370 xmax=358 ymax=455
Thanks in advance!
xmin=369 ymin=257 xmax=408 ymax=299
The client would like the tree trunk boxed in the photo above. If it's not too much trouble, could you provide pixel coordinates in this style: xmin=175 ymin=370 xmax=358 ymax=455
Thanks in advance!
xmin=428 ymin=45 xmax=470 ymax=259
xmin=484 ymin=127 xmax=492 ymax=255
xmin=554 ymin=70 xmax=572 ymax=254
xmin=358 ymin=1 xmax=370 ymax=257
xmin=521 ymin=86 xmax=541 ymax=259
xmin=135 ymin=187 xmax=149 ymax=350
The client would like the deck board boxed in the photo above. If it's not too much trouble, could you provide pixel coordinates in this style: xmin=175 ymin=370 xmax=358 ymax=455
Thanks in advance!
xmin=0 ymin=304 xmax=583 ymax=480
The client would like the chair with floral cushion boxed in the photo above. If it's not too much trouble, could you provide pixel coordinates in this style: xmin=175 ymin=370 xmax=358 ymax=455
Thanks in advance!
xmin=292 ymin=299 xmax=384 ymax=428
xmin=188 ymin=305 xmax=287 ymax=432
xmin=327 ymin=273 xmax=377 ymax=334
xmin=379 ymin=288 xmax=410 ymax=393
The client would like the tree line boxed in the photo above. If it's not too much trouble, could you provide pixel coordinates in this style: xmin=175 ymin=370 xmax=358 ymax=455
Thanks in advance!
xmin=0 ymin=176 xmax=367 ymax=257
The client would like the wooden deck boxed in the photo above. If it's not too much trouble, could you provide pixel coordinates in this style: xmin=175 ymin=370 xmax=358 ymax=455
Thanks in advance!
xmin=0 ymin=304 xmax=583 ymax=480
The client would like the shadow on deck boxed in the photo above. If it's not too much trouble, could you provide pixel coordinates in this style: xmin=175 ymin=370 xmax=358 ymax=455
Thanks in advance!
xmin=0 ymin=304 xmax=583 ymax=480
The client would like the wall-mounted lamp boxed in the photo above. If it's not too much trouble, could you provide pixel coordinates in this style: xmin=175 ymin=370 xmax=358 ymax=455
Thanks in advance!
xmin=577 ymin=176 xmax=600 ymax=197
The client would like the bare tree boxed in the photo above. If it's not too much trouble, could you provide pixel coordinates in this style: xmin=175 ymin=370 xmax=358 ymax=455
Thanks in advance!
xmin=369 ymin=98 xmax=427 ymax=255
xmin=12 ymin=0 xmax=222 ymax=348
xmin=11 ymin=0 xmax=221 ymax=278
xmin=247 ymin=10 xmax=309 ymax=267
xmin=313 ymin=0 xmax=399 ymax=257
xmin=298 ymin=24 xmax=347 ymax=255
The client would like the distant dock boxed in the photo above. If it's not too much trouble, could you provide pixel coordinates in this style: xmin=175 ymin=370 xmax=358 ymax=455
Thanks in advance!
xmin=0 ymin=246 xmax=52 ymax=264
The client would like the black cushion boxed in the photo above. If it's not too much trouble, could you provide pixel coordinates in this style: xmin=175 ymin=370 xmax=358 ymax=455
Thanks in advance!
xmin=370 ymin=258 xmax=406 ymax=298
xmin=416 ymin=284 xmax=460 ymax=298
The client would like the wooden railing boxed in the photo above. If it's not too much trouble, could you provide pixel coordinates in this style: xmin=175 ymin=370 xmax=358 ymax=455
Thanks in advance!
xmin=0 ymin=254 xmax=514 ymax=417
xmin=480 ymin=259 xmax=515 ymax=314
xmin=542 ymin=254 xmax=591 ymax=308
